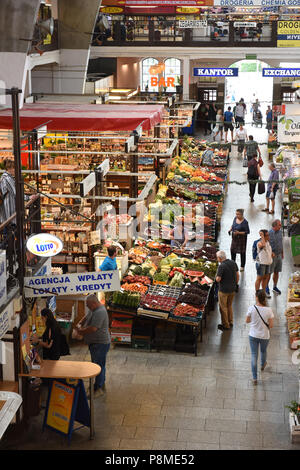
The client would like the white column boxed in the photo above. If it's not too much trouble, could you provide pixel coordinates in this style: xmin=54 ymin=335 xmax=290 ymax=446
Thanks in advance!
xmin=0 ymin=53 xmax=30 ymax=108
xmin=182 ymin=57 xmax=190 ymax=100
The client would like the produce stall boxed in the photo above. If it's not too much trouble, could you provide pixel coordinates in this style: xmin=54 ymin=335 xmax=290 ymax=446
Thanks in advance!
xmin=106 ymin=136 xmax=230 ymax=355
xmin=286 ymin=272 xmax=300 ymax=350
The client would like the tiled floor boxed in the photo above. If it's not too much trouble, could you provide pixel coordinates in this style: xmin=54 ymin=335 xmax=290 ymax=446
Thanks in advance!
xmin=3 ymin=125 xmax=300 ymax=450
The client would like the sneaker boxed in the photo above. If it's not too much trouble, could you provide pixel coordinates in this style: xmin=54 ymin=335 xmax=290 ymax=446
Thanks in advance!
xmin=240 ymin=267 xmax=244 ymax=272
xmin=252 ymin=379 xmax=258 ymax=386
xmin=273 ymin=286 xmax=281 ymax=295
xmin=265 ymin=287 xmax=271 ymax=298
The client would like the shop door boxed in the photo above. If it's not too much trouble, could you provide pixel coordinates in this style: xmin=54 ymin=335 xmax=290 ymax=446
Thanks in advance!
xmin=197 ymin=88 xmax=217 ymax=130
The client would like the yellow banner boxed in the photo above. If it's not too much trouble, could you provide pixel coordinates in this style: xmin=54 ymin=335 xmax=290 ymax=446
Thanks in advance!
xmin=277 ymin=21 xmax=300 ymax=48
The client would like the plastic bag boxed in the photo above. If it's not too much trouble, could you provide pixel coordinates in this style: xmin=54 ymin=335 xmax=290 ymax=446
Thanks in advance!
xmin=269 ymin=191 xmax=275 ymax=199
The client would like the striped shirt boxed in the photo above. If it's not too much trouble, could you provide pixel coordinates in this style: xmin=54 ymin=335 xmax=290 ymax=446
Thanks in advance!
xmin=0 ymin=171 xmax=16 ymax=224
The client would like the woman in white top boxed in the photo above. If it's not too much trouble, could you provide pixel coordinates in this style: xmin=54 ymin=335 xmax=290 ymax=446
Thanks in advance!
xmin=235 ymin=124 xmax=248 ymax=157
xmin=213 ymin=109 xmax=224 ymax=142
xmin=255 ymin=229 xmax=273 ymax=293
xmin=246 ymin=289 xmax=274 ymax=384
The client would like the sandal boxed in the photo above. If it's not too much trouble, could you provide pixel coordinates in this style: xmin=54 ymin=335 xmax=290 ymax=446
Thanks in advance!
xmin=269 ymin=210 xmax=275 ymax=214
xmin=261 ymin=208 xmax=269 ymax=212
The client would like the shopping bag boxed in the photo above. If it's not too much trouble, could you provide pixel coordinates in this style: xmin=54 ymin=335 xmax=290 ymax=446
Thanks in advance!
xmin=258 ymin=156 xmax=264 ymax=167
xmin=258 ymin=181 xmax=265 ymax=194
xmin=243 ymin=156 xmax=248 ymax=167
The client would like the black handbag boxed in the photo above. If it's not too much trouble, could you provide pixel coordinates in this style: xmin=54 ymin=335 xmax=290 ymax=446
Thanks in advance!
xmin=258 ymin=180 xmax=265 ymax=194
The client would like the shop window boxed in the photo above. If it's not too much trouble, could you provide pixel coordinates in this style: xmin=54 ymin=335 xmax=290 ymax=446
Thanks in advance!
xmin=141 ymin=58 xmax=158 ymax=92
xmin=282 ymin=92 xmax=296 ymax=103
xmin=203 ymin=89 xmax=217 ymax=102
xmin=164 ymin=58 xmax=181 ymax=92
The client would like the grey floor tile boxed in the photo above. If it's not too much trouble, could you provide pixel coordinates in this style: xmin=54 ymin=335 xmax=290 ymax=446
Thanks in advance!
xmin=139 ymin=404 xmax=162 ymax=416
xmin=223 ymin=398 xmax=256 ymax=411
xmin=220 ymin=432 xmax=262 ymax=448
xmin=152 ymin=441 xmax=187 ymax=450
xmin=178 ymin=429 xmax=220 ymax=444
xmin=161 ymin=405 xmax=187 ymax=418
xmin=205 ymin=419 xmax=247 ymax=433
xmin=185 ymin=443 xmax=220 ymax=450
xmin=119 ymin=439 xmax=154 ymax=450
xmin=123 ymin=414 xmax=165 ymax=428
xmin=135 ymin=426 xmax=178 ymax=441
xmin=164 ymin=416 xmax=205 ymax=431
xmin=259 ymin=411 xmax=286 ymax=424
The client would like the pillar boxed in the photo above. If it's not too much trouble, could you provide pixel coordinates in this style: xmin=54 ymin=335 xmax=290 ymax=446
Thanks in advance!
xmin=182 ymin=57 xmax=190 ymax=100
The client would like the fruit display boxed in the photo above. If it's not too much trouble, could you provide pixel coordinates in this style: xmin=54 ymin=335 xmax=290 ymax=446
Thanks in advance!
xmin=122 ymin=275 xmax=151 ymax=286
xmin=173 ymin=303 xmax=200 ymax=318
xmin=121 ymin=283 xmax=148 ymax=294
xmin=285 ymin=306 xmax=300 ymax=349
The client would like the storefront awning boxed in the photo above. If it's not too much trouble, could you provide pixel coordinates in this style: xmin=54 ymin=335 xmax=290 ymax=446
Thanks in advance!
xmin=0 ymin=103 xmax=164 ymax=132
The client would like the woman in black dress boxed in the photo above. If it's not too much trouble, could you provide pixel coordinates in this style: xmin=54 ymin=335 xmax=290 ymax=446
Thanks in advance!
xmin=229 ymin=209 xmax=250 ymax=272
xmin=37 ymin=308 xmax=62 ymax=360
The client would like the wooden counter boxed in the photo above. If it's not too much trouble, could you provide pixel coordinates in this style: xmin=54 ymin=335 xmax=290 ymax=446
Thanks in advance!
xmin=19 ymin=360 xmax=100 ymax=380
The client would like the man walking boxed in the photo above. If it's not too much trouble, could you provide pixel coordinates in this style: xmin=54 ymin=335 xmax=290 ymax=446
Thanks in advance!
xmin=216 ymin=250 xmax=239 ymax=331
xmin=235 ymin=100 xmax=246 ymax=127
xmin=266 ymin=220 xmax=283 ymax=297
xmin=223 ymin=106 xmax=235 ymax=143
xmin=244 ymin=135 xmax=261 ymax=162
xmin=262 ymin=163 xmax=279 ymax=215
xmin=75 ymin=294 xmax=111 ymax=397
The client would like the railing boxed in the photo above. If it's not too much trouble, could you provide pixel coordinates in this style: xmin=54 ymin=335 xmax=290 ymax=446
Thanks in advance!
xmin=0 ymin=194 xmax=41 ymax=296
xmin=93 ymin=19 xmax=277 ymax=48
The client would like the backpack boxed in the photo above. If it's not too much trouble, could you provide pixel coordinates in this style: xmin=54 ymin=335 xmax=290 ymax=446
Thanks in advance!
xmin=247 ymin=160 xmax=258 ymax=179
xmin=252 ymin=239 xmax=260 ymax=261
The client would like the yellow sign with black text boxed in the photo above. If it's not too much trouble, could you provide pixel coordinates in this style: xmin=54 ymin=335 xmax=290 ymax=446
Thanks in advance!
xmin=277 ymin=21 xmax=300 ymax=48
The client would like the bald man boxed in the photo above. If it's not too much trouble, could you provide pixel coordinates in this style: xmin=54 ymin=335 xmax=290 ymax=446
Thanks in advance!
xmin=75 ymin=294 xmax=111 ymax=397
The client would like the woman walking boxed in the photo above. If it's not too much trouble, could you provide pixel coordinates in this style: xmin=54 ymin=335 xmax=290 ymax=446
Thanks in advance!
xmin=213 ymin=109 xmax=224 ymax=141
xmin=229 ymin=209 xmax=250 ymax=272
xmin=255 ymin=230 xmax=273 ymax=294
xmin=246 ymin=289 xmax=274 ymax=385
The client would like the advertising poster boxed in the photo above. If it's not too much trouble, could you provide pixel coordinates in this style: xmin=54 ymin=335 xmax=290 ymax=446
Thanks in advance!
xmin=277 ymin=21 xmax=300 ymax=48
xmin=46 ymin=381 xmax=75 ymax=435
xmin=278 ymin=115 xmax=300 ymax=143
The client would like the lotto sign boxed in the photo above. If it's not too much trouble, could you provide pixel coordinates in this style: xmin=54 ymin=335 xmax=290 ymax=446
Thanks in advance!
xmin=193 ymin=68 xmax=238 ymax=77
xmin=277 ymin=21 xmax=300 ymax=47
xmin=26 ymin=233 xmax=63 ymax=258
xmin=46 ymin=381 xmax=75 ymax=435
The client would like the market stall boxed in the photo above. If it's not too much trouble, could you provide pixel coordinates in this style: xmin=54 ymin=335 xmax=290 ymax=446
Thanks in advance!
xmin=106 ymin=136 xmax=230 ymax=355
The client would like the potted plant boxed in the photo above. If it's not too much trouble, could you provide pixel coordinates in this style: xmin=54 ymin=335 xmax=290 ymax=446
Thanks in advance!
xmin=286 ymin=400 xmax=300 ymax=443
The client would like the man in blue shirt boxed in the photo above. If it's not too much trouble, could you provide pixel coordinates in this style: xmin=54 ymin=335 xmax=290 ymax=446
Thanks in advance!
xmin=99 ymin=245 xmax=118 ymax=271
xmin=223 ymin=106 xmax=235 ymax=144
xmin=262 ymin=163 xmax=279 ymax=215
xmin=266 ymin=219 xmax=283 ymax=297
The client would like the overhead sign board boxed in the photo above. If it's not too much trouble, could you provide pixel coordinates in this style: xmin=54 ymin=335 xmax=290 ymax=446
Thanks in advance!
xmin=278 ymin=115 xmax=300 ymax=143
xmin=278 ymin=21 xmax=300 ymax=48
xmin=80 ymin=172 xmax=96 ymax=197
xmin=263 ymin=68 xmax=300 ymax=77
xmin=178 ymin=20 xmax=207 ymax=28
xmin=26 ymin=234 xmax=63 ymax=258
xmin=24 ymin=270 xmax=121 ymax=297
xmin=215 ymin=0 xmax=300 ymax=5
xmin=234 ymin=22 xmax=257 ymax=28
xmin=193 ymin=68 xmax=238 ymax=77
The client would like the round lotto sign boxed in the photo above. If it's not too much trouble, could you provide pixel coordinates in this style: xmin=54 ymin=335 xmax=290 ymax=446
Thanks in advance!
xmin=27 ymin=233 xmax=63 ymax=257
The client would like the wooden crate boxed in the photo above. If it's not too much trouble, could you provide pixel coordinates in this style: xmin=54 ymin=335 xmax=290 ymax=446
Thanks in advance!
xmin=289 ymin=412 xmax=300 ymax=444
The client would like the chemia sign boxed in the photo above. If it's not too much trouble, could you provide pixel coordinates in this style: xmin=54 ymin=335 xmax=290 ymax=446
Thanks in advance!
xmin=27 ymin=233 xmax=63 ymax=257
xmin=278 ymin=115 xmax=300 ymax=143
xmin=193 ymin=68 xmax=238 ymax=77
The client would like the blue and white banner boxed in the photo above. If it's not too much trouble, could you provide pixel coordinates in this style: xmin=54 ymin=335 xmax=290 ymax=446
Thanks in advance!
xmin=193 ymin=68 xmax=238 ymax=77
xmin=24 ymin=271 xmax=121 ymax=297
xmin=263 ymin=68 xmax=300 ymax=77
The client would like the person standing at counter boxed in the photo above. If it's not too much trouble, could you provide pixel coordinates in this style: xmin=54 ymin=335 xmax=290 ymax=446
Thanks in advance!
xmin=99 ymin=245 xmax=118 ymax=271
xmin=74 ymin=295 xmax=111 ymax=397
xmin=34 ymin=308 xmax=62 ymax=360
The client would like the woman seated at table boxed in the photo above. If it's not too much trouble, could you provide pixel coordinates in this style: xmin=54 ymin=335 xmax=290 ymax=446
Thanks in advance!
xmin=32 ymin=308 xmax=62 ymax=361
